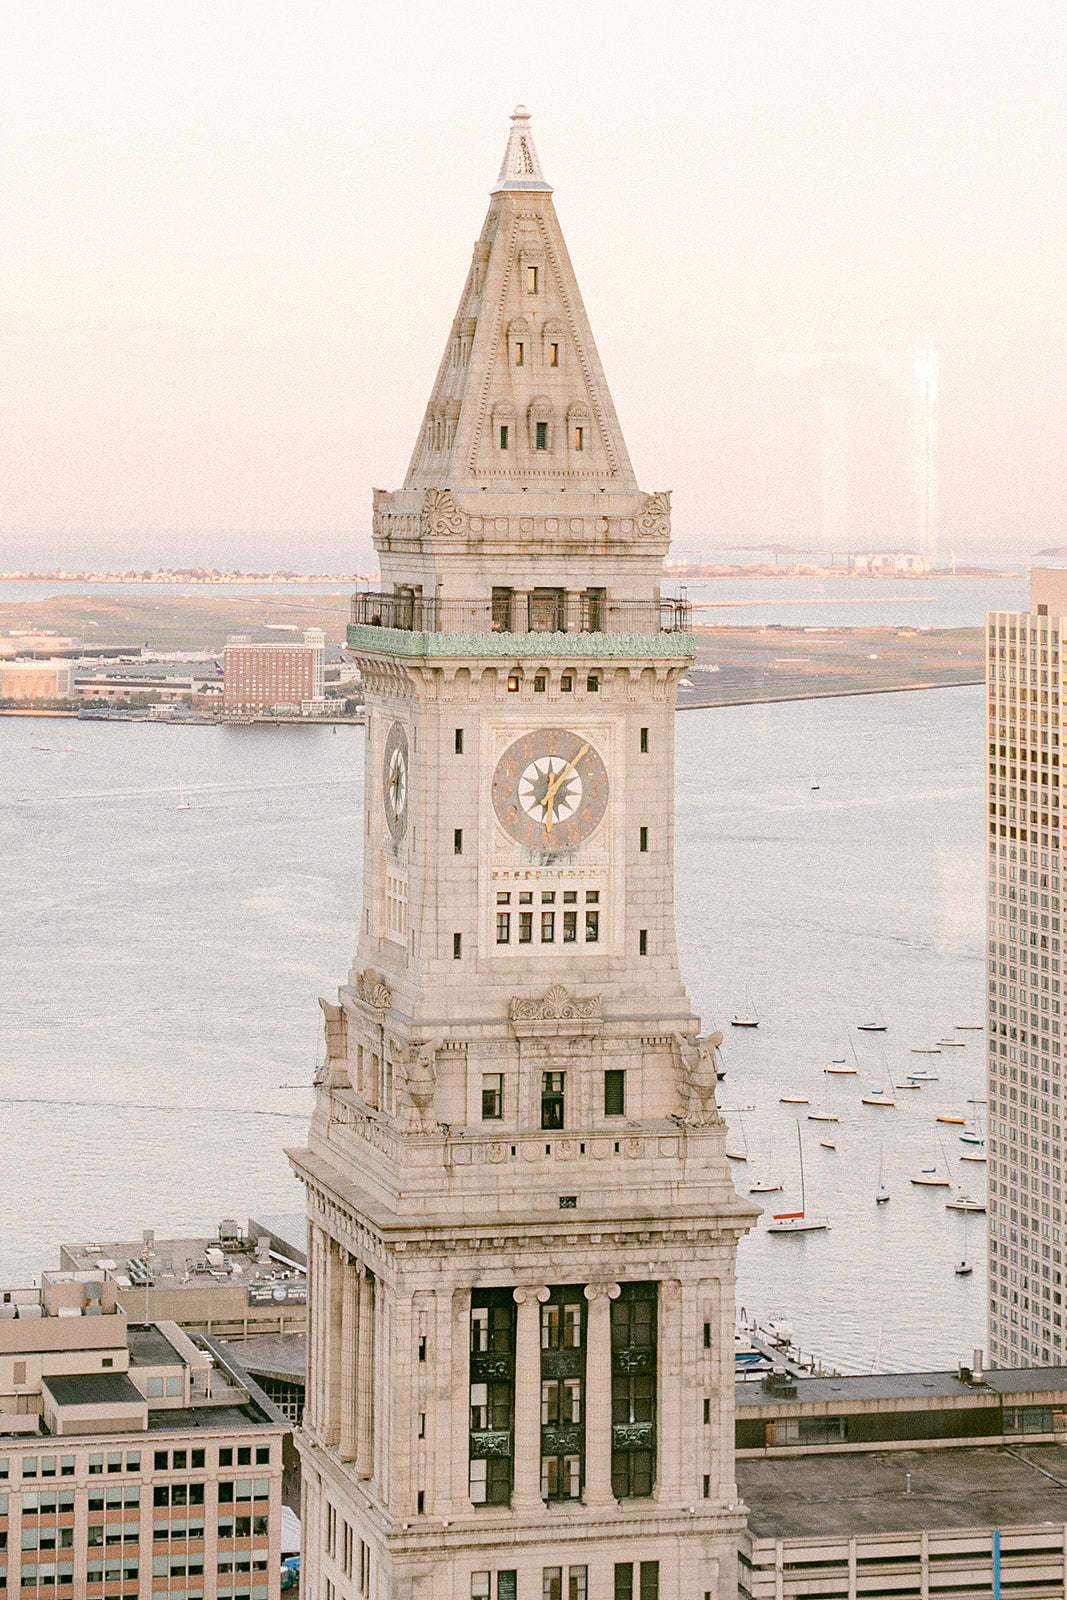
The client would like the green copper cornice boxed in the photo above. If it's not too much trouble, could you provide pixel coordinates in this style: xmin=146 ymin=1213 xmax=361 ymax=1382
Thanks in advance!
xmin=347 ymin=623 xmax=695 ymax=661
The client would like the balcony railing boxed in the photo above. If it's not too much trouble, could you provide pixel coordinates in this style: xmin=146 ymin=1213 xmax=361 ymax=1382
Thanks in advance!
xmin=350 ymin=592 xmax=690 ymax=635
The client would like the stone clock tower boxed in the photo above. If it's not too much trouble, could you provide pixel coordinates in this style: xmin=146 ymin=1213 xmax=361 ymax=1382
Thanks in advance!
xmin=289 ymin=109 xmax=756 ymax=1600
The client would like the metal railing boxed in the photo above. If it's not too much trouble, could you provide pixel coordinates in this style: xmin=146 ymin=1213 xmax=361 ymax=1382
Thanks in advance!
xmin=350 ymin=592 xmax=690 ymax=635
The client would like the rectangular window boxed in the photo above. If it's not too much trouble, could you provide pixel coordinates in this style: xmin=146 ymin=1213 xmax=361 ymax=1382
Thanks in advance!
xmin=482 ymin=1074 xmax=503 ymax=1119
xmin=515 ymin=343 xmax=524 ymax=366
xmin=469 ymin=1289 xmax=515 ymax=1506
xmin=615 ymin=1565 xmax=634 ymax=1600
xmin=499 ymin=425 xmax=508 ymax=450
xmin=611 ymin=1283 xmax=657 ymax=1500
xmin=496 ymin=912 xmax=511 ymax=944
xmin=491 ymin=588 xmax=513 ymax=633
xmin=544 ymin=1571 xmax=562 ymax=1600
xmin=639 ymin=1563 xmax=659 ymax=1600
xmin=473 ymin=1578 xmax=491 ymax=1600
xmin=561 ymin=675 xmax=573 ymax=692
xmin=605 ymin=1070 xmax=625 ymax=1116
xmin=541 ymin=910 xmax=555 ymax=942
xmin=563 ymin=910 xmax=577 ymax=942
xmin=639 ymin=930 xmax=648 ymax=955
xmin=640 ymin=727 xmax=649 ymax=753
xmin=519 ymin=912 xmax=533 ymax=943
xmin=507 ymin=675 xmax=519 ymax=692
xmin=550 ymin=342 xmax=559 ymax=366
xmin=585 ymin=910 xmax=600 ymax=941
xmin=453 ymin=933 xmax=462 ymax=959
xmin=527 ymin=265 xmax=539 ymax=293
xmin=542 ymin=1072 xmax=565 ymax=1129
xmin=639 ymin=826 xmax=648 ymax=852
xmin=573 ymin=427 xmax=584 ymax=451
xmin=455 ymin=727 xmax=464 ymax=752
xmin=454 ymin=828 xmax=463 ymax=854
xmin=563 ymin=890 xmax=577 ymax=903
xmin=569 ymin=1570 xmax=588 ymax=1600
xmin=536 ymin=421 xmax=548 ymax=451
xmin=534 ymin=675 xmax=546 ymax=693
xmin=587 ymin=675 xmax=599 ymax=692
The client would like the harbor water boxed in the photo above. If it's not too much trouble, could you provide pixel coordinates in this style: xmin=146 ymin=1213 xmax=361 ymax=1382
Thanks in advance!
xmin=0 ymin=683 xmax=986 ymax=1373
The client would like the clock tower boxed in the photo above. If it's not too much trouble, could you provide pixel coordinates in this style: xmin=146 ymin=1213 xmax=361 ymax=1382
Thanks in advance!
xmin=289 ymin=108 xmax=756 ymax=1600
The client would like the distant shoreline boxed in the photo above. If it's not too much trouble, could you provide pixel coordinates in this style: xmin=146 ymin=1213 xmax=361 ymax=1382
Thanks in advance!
xmin=0 ymin=564 xmax=1019 ymax=586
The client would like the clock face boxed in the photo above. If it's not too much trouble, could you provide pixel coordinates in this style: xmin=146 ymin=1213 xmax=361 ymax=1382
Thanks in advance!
xmin=382 ymin=722 xmax=409 ymax=839
xmin=492 ymin=727 xmax=609 ymax=851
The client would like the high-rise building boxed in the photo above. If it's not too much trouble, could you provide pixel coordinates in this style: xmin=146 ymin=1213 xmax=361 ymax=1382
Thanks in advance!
xmin=987 ymin=570 xmax=1067 ymax=1367
xmin=223 ymin=629 xmax=326 ymax=715
xmin=288 ymin=108 xmax=755 ymax=1599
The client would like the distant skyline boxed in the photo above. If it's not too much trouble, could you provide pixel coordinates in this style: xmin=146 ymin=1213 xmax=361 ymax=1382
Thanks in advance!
xmin=1 ymin=0 xmax=1063 ymax=552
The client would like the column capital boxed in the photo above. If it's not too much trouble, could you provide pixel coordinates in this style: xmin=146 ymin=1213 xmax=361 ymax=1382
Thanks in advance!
xmin=584 ymin=1282 xmax=621 ymax=1302
xmin=513 ymin=1285 xmax=551 ymax=1305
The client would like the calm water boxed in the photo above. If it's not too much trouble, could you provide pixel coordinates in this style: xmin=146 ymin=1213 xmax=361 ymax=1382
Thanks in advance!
xmin=0 ymin=687 xmax=986 ymax=1373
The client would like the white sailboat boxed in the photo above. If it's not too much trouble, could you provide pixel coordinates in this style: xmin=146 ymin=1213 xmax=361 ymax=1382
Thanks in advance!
xmin=732 ymin=989 xmax=759 ymax=1028
xmin=955 ymin=1210 xmax=974 ymax=1275
xmin=857 ymin=1007 xmax=887 ymax=1032
xmin=177 ymin=790 xmax=191 ymax=810
xmin=862 ymin=1053 xmax=896 ymax=1108
xmin=725 ymin=1110 xmax=749 ymax=1163
xmin=767 ymin=1123 xmax=829 ymax=1233
xmin=748 ymin=1131 xmax=782 ymax=1193
xmin=911 ymin=1138 xmax=951 ymax=1187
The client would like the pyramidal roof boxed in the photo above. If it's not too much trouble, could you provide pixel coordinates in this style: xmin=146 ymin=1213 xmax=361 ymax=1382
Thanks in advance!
xmin=403 ymin=108 xmax=638 ymax=495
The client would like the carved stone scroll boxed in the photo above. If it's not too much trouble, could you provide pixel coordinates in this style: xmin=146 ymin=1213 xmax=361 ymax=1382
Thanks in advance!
xmin=509 ymin=984 xmax=601 ymax=1022
xmin=636 ymin=490 xmax=672 ymax=539
xmin=421 ymin=488 xmax=466 ymax=539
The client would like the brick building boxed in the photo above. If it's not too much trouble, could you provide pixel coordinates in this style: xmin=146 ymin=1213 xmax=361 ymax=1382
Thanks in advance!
xmin=222 ymin=631 xmax=326 ymax=716
xmin=0 ymin=1271 xmax=288 ymax=1599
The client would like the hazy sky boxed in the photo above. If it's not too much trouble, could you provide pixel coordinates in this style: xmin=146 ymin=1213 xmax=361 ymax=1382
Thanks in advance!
xmin=1 ymin=0 xmax=1063 ymax=556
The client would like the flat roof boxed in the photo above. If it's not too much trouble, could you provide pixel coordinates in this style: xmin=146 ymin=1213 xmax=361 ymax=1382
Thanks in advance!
xmin=44 ymin=1372 xmax=144 ymax=1408
xmin=127 ymin=1324 xmax=183 ymax=1368
xmin=218 ymin=1334 xmax=305 ymax=1383
xmin=58 ymin=1233 xmax=304 ymax=1291
xmin=737 ymin=1365 xmax=1067 ymax=1409
xmin=145 ymin=1404 xmax=263 ymax=1432
xmin=740 ymin=1445 xmax=1067 ymax=1541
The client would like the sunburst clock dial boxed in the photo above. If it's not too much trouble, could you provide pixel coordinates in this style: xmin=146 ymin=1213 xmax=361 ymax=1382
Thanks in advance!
xmin=492 ymin=727 xmax=609 ymax=850
xmin=383 ymin=722 xmax=409 ymax=839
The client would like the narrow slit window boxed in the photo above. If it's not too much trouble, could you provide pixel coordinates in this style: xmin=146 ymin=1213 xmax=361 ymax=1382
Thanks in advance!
xmin=550 ymin=343 xmax=559 ymax=367
xmin=541 ymin=910 xmax=555 ymax=942
xmin=639 ymin=929 xmax=648 ymax=955
xmin=574 ymin=427 xmax=584 ymax=452
xmin=454 ymin=828 xmax=463 ymax=854
xmin=640 ymin=727 xmax=649 ymax=753
xmin=515 ymin=343 xmax=524 ymax=367
xmin=639 ymin=826 xmax=648 ymax=852
xmin=527 ymin=265 xmax=538 ymax=293
xmin=496 ymin=912 xmax=511 ymax=944
xmin=536 ymin=421 xmax=548 ymax=451
xmin=455 ymin=728 xmax=464 ymax=753
xmin=453 ymin=933 xmax=462 ymax=959
xmin=499 ymin=425 xmax=509 ymax=450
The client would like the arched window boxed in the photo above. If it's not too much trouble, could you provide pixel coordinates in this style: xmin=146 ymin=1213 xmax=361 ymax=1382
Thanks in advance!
xmin=542 ymin=320 xmax=565 ymax=370
xmin=567 ymin=404 xmax=591 ymax=456
xmin=528 ymin=397 xmax=554 ymax=453
xmin=507 ymin=318 xmax=529 ymax=368
xmin=492 ymin=402 xmax=515 ymax=453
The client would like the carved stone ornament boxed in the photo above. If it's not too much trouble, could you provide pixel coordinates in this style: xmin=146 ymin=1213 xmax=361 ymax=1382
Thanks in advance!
xmin=355 ymin=970 xmax=392 ymax=1012
xmin=672 ymin=1030 xmax=725 ymax=1129
xmin=636 ymin=490 xmax=672 ymax=539
xmin=509 ymin=984 xmax=602 ymax=1022
xmin=399 ymin=1036 xmax=443 ymax=1133
xmin=421 ymin=487 xmax=466 ymax=539
xmin=314 ymin=998 xmax=350 ymax=1088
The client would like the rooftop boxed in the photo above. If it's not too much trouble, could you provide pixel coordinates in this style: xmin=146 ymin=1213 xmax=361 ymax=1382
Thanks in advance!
xmin=43 ymin=1373 xmax=144 ymax=1408
xmin=737 ymin=1364 xmax=1067 ymax=1409
xmin=218 ymin=1333 xmax=306 ymax=1383
xmin=740 ymin=1444 xmax=1067 ymax=1541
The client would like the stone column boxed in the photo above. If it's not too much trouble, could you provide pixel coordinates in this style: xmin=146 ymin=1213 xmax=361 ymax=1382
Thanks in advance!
xmin=583 ymin=1282 xmax=619 ymax=1506
xmin=339 ymin=1253 xmax=358 ymax=1461
xmin=326 ymin=1240 xmax=343 ymax=1445
xmin=356 ymin=1269 xmax=375 ymax=1479
xmin=511 ymin=1285 xmax=549 ymax=1510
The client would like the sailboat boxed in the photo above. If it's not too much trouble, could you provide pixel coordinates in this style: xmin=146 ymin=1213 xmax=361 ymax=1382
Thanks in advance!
xmin=945 ymin=1192 xmax=986 ymax=1213
xmin=825 ymin=1033 xmax=860 ymax=1075
xmin=725 ymin=1111 xmax=748 ymax=1163
xmin=955 ymin=1211 xmax=974 ymax=1275
xmin=732 ymin=989 xmax=759 ymax=1028
xmin=177 ymin=790 xmax=191 ymax=811
xmin=857 ymin=1005 xmax=887 ymax=1032
xmin=960 ymin=1100 xmax=986 ymax=1146
xmin=767 ymin=1123 xmax=829 ymax=1233
xmin=911 ymin=1138 xmax=951 ymax=1187
xmin=875 ymin=1147 xmax=890 ymax=1205
xmin=748 ymin=1132 xmax=782 ymax=1193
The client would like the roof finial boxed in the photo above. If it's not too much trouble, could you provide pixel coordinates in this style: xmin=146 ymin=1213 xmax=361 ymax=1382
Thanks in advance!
xmin=490 ymin=105 xmax=553 ymax=195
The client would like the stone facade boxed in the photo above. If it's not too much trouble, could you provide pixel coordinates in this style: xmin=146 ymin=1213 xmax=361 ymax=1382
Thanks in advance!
xmin=288 ymin=107 xmax=756 ymax=1600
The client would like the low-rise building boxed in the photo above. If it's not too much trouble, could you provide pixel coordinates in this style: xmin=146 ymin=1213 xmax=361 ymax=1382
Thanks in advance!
xmin=0 ymin=1277 xmax=289 ymax=1600
xmin=737 ymin=1363 xmax=1067 ymax=1600
xmin=222 ymin=632 xmax=326 ymax=716
xmin=57 ymin=1218 xmax=307 ymax=1341
xmin=0 ymin=660 xmax=73 ymax=700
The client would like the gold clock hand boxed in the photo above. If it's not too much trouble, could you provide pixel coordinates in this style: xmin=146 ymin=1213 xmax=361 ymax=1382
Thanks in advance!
xmin=542 ymin=743 xmax=590 ymax=827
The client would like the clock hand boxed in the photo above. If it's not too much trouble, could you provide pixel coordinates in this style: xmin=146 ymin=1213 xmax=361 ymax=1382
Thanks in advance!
xmin=542 ymin=743 xmax=590 ymax=827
